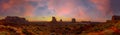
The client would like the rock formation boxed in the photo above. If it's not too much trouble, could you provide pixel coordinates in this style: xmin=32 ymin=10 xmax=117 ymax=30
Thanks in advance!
xmin=60 ymin=19 xmax=63 ymax=22
xmin=112 ymin=15 xmax=120 ymax=23
xmin=3 ymin=16 xmax=28 ymax=24
xmin=72 ymin=18 xmax=76 ymax=23
xmin=51 ymin=17 xmax=57 ymax=23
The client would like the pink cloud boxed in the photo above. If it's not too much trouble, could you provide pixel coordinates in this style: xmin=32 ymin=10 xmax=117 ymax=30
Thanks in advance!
xmin=90 ymin=0 xmax=113 ymax=16
xmin=24 ymin=5 xmax=35 ymax=16
xmin=48 ymin=0 xmax=76 ymax=16
xmin=2 ymin=0 xmax=36 ymax=16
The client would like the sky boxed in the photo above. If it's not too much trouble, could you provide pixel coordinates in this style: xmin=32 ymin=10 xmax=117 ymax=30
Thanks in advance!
xmin=0 ymin=0 xmax=120 ymax=22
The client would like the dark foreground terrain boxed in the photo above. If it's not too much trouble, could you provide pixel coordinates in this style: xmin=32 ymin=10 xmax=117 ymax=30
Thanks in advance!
xmin=0 ymin=22 xmax=120 ymax=35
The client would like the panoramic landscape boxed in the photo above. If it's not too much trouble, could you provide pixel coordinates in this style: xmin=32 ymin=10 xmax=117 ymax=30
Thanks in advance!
xmin=0 ymin=0 xmax=120 ymax=35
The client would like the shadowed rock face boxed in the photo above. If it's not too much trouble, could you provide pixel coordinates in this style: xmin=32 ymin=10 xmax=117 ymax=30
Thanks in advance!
xmin=51 ymin=17 xmax=57 ymax=23
xmin=3 ymin=16 xmax=28 ymax=24
xmin=72 ymin=18 xmax=76 ymax=23
xmin=60 ymin=19 xmax=63 ymax=22
xmin=112 ymin=15 xmax=120 ymax=23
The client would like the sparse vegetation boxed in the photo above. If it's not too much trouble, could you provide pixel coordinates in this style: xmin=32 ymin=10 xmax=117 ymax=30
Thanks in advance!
xmin=0 ymin=22 xmax=120 ymax=35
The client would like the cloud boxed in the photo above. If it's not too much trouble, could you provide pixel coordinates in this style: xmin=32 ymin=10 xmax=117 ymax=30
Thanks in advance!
xmin=48 ymin=0 xmax=76 ymax=16
xmin=0 ymin=0 xmax=114 ymax=22
xmin=0 ymin=0 xmax=41 ymax=16
xmin=0 ymin=0 xmax=26 ymax=16
xmin=110 ymin=0 xmax=120 ymax=15
xmin=90 ymin=0 xmax=113 ymax=16
xmin=47 ymin=0 xmax=113 ymax=21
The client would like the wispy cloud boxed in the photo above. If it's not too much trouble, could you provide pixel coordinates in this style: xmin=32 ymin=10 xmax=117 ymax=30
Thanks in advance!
xmin=0 ymin=0 xmax=114 ymax=22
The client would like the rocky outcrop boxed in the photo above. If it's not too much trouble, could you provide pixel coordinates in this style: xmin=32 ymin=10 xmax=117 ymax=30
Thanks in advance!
xmin=5 ymin=16 xmax=28 ymax=23
xmin=51 ymin=17 xmax=57 ymax=23
xmin=112 ymin=15 xmax=120 ymax=23
xmin=72 ymin=18 xmax=76 ymax=23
